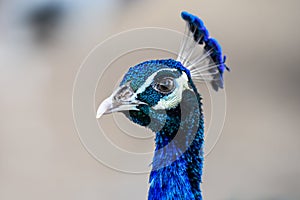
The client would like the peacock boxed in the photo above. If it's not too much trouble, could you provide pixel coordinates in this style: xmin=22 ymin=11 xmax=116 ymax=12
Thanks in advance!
xmin=96 ymin=11 xmax=229 ymax=200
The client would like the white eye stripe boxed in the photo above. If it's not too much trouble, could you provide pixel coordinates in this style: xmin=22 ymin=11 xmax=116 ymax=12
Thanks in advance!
xmin=131 ymin=68 xmax=191 ymax=110
xmin=152 ymin=72 xmax=190 ymax=110
xmin=135 ymin=68 xmax=178 ymax=96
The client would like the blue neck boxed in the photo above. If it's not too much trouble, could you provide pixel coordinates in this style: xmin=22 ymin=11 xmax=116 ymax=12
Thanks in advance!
xmin=148 ymin=90 xmax=204 ymax=200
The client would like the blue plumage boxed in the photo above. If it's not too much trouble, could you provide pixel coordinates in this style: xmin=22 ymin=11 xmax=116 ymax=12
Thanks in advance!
xmin=96 ymin=11 xmax=229 ymax=200
xmin=180 ymin=11 xmax=229 ymax=91
xmin=181 ymin=11 xmax=209 ymax=44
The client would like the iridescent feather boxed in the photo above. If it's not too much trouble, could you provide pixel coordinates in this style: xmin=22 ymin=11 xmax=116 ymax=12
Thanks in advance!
xmin=177 ymin=11 xmax=230 ymax=91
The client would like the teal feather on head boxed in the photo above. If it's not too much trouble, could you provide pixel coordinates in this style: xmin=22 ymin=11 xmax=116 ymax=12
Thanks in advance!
xmin=96 ymin=11 xmax=229 ymax=200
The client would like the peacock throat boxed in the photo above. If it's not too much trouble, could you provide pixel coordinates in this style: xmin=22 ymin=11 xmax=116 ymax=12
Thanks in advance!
xmin=147 ymin=86 xmax=204 ymax=200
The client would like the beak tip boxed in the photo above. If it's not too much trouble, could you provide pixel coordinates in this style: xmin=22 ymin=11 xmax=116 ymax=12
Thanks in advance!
xmin=96 ymin=113 xmax=102 ymax=119
xmin=96 ymin=108 xmax=106 ymax=119
xmin=96 ymin=97 xmax=112 ymax=119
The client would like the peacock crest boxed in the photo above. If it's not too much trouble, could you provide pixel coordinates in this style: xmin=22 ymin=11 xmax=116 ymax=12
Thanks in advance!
xmin=177 ymin=11 xmax=230 ymax=91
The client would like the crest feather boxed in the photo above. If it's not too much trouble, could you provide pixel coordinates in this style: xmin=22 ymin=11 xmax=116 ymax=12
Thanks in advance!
xmin=177 ymin=11 xmax=229 ymax=91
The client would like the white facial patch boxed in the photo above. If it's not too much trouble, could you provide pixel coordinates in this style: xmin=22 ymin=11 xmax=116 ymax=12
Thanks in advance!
xmin=135 ymin=68 xmax=178 ymax=96
xmin=152 ymin=72 xmax=190 ymax=110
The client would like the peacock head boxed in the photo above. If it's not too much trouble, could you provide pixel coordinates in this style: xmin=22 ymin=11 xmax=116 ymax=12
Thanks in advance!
xmin=96 ymin=11 xmax=229 ymax=133
xmin=96 ymin=59 xmax=201 ymax=132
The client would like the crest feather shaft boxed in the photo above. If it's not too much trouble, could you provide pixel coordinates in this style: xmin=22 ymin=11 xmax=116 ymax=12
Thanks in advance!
xmin=177 ymin=11 xmax=230 ymax=91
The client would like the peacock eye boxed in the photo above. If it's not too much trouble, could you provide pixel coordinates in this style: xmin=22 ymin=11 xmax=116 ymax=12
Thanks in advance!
xmin=153 ymin=77 xmax=175 ymax=94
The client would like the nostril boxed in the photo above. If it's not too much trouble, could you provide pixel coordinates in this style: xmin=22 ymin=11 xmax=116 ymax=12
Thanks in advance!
xmin=114 ymin=85 xmax=134 ymax=102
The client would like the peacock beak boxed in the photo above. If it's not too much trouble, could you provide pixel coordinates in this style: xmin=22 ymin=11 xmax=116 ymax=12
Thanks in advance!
xmin=96 ymin=83 xmax=145 ymax=119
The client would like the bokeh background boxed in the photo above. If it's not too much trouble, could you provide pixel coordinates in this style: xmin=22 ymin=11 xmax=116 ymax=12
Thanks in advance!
xmin=1 ymin=0 xmax=300 ymax=199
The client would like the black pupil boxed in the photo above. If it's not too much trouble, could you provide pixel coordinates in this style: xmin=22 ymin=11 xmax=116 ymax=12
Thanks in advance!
xmin=156 ymin=78 xmax=174 ymax=93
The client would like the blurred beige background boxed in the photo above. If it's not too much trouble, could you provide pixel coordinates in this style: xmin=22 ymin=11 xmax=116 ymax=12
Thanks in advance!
xmin=1 ymin=0 xmax=300 ymax=199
